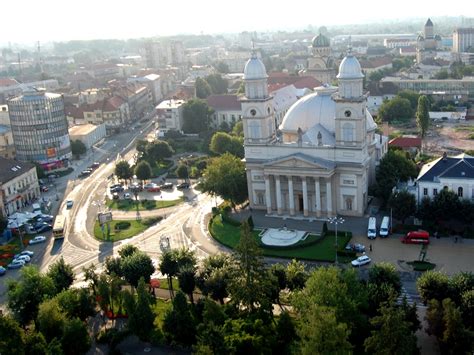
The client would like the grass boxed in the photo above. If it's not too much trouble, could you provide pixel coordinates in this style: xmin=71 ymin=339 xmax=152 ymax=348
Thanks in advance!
xmin=93 ymin=219 xmax=151 ymax=241
xmin=157 ymin=277 xmax=180 ymax=291
xmin=209 ymin=215 xmax=352 ymax=263
xmin=469 ymin=133 xmax=474 ymax=140
xmin=454 ymin=126 xmax=474 ymax=133
xmin=152 ymin=298 xmax=172 ymax=329
xmin=407 ymin=260 xmax=436 ymax=271
xmin=151 ymin=160 xmax=173 ymax=177
xmin=106 ymin=197 xmax=182 ymax=211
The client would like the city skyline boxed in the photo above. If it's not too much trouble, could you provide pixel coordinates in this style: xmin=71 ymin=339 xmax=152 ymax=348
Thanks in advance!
xmin=1 ymin=0 xmax=473 ymax=43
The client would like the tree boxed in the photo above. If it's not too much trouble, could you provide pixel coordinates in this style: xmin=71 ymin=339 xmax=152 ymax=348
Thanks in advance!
xmin=205 ymin=74 xmax=228 ymax=94
xmin=374 ymin=149 xmax=418 ymax=204
xmin=195 ymin=77 xmax=212 ymax=99
xmin=397 ymin=90 xmax=420 ymax=110
xmin=159 ymin=250 xmax=179 ymax=299
xmin=388 ymin=190 xmax=417 ymax=224
xmin=7 ymin=266 xmax=55 ymax=326
xmin=232 ymin=120 xmax=244 ymax=137
xmin=209 ymin=131 xmax=244 ymax=158
xmin=47 ymin=257 xmax=75 ymax=294
xmin=416 ymin=95 xmax=430 ymax=140
xmin=196 ymin=254 xmax=231 ymax=304
xmin=163 ymin=291 xmax=196 ymax=346
xmin=275 ymin=311 xmax=297 ymax=355
xmin=178 ymin=265 xmax=197 ymax=304
xmin=199 ymin=153 xmax=248 ymax=208
xmin=56 ymin=288 xmax=95 ymax=321
xmin=296 ymin=304 xmax=352 ymax=355
xmin=71 ymin=139 xmax=87 ymax=159
xmin=369 ymin=262 xmax=401 ymax=293
xmin=37 ymin=298 xmax=65 ymax=342
xmin=182 ymin=99 xmax=213 ymax=134
xmin=176 ymin=164 xmax=189 ymax=181
xmin=126 ymin=278 xmax=155 ymax=341
xmin=115 ymin=161 xmax=133 ymax=182
xmin=61 ymin=318 xmax=91 ymax=355
xmin=434 ymin=69 xmax=449 ymax=79
xmin=0 ymin=315 xmax=25 ymax=355
xmin=364 ymin=302 xmax=419 ymax=355
xmin=121 ymin=251 xmax=155 ymax=288
xmin=195 ymin=300 xmax=227 ymax=354
xmin=228 ymin=221 xmax=270 ymax=313
xmin=285 ymin=259 xmax=308 ymax=291
xmin=134 ymin=160 xmax=152 ymax=183
xmin=214 ymin=61 xmax=230 ymax=74
xmin=146 ymin=140 xmax=174 ymax=163
xmin=24 ymin=331 xmax=48 ymax=355
xmin=118 ymin=244 xmax=138 ymax=258
xmin=417 ymin=270 xmax=451 ymax=304
xmin=378 ymin=97 xmax=413 ymax=123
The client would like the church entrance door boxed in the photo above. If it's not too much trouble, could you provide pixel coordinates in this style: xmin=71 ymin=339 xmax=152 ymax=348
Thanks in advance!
xmin=298 ymin=195 xmax=304 ymax=212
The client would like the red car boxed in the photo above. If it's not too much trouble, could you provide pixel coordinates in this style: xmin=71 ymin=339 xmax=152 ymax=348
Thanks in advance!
xmin=144 ymin=183 xmax=160 ymax=192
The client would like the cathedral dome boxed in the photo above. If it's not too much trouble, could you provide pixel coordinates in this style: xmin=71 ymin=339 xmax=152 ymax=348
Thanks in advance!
xmin=312 ymin=33 xmax=330 ymax=48
xmin=243 ymin=53 xmax=268 ymax=80
xmin=337 ymin=53 xmax=364 ymax=79
xmin=279 ymin=85 xmax=337 ymax=134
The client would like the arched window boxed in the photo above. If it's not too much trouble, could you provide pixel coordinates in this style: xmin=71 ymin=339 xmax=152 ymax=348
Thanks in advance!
xmin=458 ymin=187 xmax=463 ymax=198
xmin=345 ymin=197 xmax=353 ymax=211
xmin=342 ymin=123 xmax=354 ymax=142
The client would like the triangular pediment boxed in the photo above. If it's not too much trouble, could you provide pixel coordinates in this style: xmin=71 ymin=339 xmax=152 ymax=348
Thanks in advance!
xmin=263 ymin=153 xmax=335 ymax=170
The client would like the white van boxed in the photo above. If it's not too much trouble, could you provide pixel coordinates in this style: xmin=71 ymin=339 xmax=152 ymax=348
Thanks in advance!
xmin=367 ymin=217 xmax=377 ymax=239
xmin=379 ymin=216 xmax=390 ymax=237
xmin=32 ymin=203 xmax=42 ymax=213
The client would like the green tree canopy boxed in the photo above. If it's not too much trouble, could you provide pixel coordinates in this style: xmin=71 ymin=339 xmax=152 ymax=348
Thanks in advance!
xmin=199 ymin=153 xmax=248 ymax=208
xmin=182 ymin=99 xmax=213 ymax=134
xmin=378 ymin=97 xmax=413 ymax=123
xmin=121 ymin=251 xmax=155 ymax=288
xmin=416 ymin=95 xmax=431 ymax=139
xmin=388 ymin=190 xmax=417 ymax=223
xmin=115 ymin=160 xmax=133 ymax=182
xmin=134 ymin=160 xmax=152 ymax=182
xmin=0 ymin=315 xmax=25 ymax=355
xmin=232 ymin=120 xmax=244 ymax=137
xmin=159 ymin=250 xmax=179 ymax=299
xmin=118 ymin=244 xmax=138 ymax=258
xmin=126 ymin=278 xmax=155 ymax=341
xmin=397 ymin=90 xmax=420 ymax=110
xmin=209 ymin=131 xmax=244 ymax=158
xmin=46 ymin=257 xmax=75 ymax=294
xmin=61 ymin=317 xmax=91 ymax=355
xmin=417 ymin=270 xmax=451 ymax=304
xmin=196 ymin=254 xmax=231 ymax=304
xmin=176 ymin=164 xmax=189 ymax=181
xmin=146 ymin=140 xmax=174 ymax=163
xmin=37 ymin=298 xmax=65 ymax=342
xmin=163 ymin=291 xmax=196 ymax=346
xmin=205 ymin=74 xmax=228 ymax=94
xmin=71 ymin=139 xmax=87 ymax=159
xmin=55 ymin=288 xmax=95 ymax=321
xmin=195 ymin=77 xmax=212 ymax=99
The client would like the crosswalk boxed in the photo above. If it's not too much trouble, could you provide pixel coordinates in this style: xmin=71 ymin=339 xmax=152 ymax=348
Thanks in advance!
xmin=396 ymin=286 xmax=420 ymax=306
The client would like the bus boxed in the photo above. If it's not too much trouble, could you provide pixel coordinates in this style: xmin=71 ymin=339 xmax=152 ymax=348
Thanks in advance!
xmin=400 ymin=230 xmax=430 ymax=245
xmin=52 ymin=215 xmax=67 ymax=240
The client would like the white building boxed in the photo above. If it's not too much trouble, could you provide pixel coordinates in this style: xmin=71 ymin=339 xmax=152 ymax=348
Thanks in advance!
xmin=155 ymin=99 xmax=185 ymax=133
xmin=207 ymin=95 xmax=242 ymax=129
xmin=415 ymin=153 xmax=474 ymax=203
xmin=128 ymin=74 xmax=162 ymax=105
xmin=453 ymin=28 xmax=474 ymax=53
xmin=243 ymin=51 xmax=388 ymax=218
xmin=69 ymin=124 xmax=107 ymax=149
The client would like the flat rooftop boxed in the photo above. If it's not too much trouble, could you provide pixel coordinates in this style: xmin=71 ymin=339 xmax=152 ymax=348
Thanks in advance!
xmin=69 ymin=124 xmax=99 ymax=136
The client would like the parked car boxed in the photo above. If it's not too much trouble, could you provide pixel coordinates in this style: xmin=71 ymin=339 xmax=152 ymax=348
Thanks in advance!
xmin=36 ymin=224 xmax=53 ymax=233
xmin=144 ymin=183 xmax=160 ymax=192
xmin=130 ymin=183 xmax=143 ymax=192
xmin=112 ymin=192 xmax=120 ymax=200
xmin=0 ymin=266 xmax=6 ymax=275
xmin=14 ymin=255 xmax=31 ymax=263
xmin=8 ymin=259 xmax=25 ymax=269
xmin=124 ymin=193 xmax=132 ymax=200
xmin=79 ymin=170 xmax=92 ymax=177
xmin=345 ymin=243 xmax=366 ymax=253
xmin=66 ymin=200 xmax=73 ymax=209
xmin=160 ymin=182 xmax=174 ymax=190
xmin=176 ymin=182 xmax=190 ymax=190
xmin=41 ymin=185 xmax=49 ymax=192
xmin=90 ymin=162 xmax=100 ymax=169
xmin=37 ymin=215 xmax=53 ymax=223
xmin=110 ymin=185 xmax=124 ymax=193
xmin=29 ymin=235 xmax=47 ymax=245
xmin=19 ymin=250 xmax=34 ymax=257
xmin=351 ymin=255 xmax=371 ymax=267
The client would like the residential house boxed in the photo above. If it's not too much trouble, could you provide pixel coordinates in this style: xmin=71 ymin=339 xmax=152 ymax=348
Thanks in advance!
xmin=389 ymin=136 xmax=422 ymax=155
xmin=155 ymin=99 xmax=185 ymax=134
xmin=207 ymin=95 xmax=242 ymax=129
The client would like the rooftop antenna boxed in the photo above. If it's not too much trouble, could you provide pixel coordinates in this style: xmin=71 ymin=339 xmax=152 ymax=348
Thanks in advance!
xmin=251 ymin=40 xmax=257 ymax=58
xmin=37 ymin=41 xmax=44 ymax=74
xmin=347 ymin=35 xmax=352 ymax=55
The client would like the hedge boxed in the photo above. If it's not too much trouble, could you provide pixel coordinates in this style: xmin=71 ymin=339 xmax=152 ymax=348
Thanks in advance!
xmin=115 ymin=221 xmax=131 ymax=230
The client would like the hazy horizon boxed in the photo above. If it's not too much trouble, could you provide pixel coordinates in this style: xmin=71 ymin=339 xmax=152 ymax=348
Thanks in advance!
xmin=1 ymin=0 xmax=473 ymax=44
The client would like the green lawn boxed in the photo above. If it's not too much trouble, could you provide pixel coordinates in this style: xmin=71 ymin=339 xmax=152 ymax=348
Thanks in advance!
xmin=93 ymin=219 xmax=151 ymax=241
xmin=157 ymin=277 xmax=180 ymax=291
xmin=152 ymin=298 xmax=172 ymax=328
xmin=151 ymin=160 xmax=173 ymax=177
xmin=209 ymin=215 xmax=352 ymax=263
xmin=106 ymin=198 xmax=182 ymax=211
xmin=407 ymin=260 xmax=436 ymax=271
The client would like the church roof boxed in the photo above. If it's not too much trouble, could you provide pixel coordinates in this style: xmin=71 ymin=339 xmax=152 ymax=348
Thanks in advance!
xmin=337 ymin=52 xmax=364 ymax=80
xmin=243 ymin=52 xmax=268 ymax=80
xmin=417 ymin=154 xmax=474 ymax=182
xmin=425 ymin=18 xmax=433 ymax=27
xmin=312 ymin=33 xmax=330 ymax=48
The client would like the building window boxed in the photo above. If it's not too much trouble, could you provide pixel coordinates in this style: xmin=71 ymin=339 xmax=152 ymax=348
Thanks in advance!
xmin=342 ymin=123 xmax=354 ymax=142
xmin=458 ymin=187 xmax=463 ymax=198
xmin=433 ymin=188 xmax=438 ymax=196
xmin=257 ymin=193 xmax=264 ymax=205
xmin=423 ymin=188 xmax=428 ymax=196
xmin=345 ymin=196 xmax=353 ymax=211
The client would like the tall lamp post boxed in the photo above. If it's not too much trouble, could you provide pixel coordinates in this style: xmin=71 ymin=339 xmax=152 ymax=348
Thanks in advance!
xmin=328 ymin=216 xmax=345 ymax=265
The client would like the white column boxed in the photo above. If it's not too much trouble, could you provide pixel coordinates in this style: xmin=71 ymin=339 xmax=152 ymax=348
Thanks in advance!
xmin=326 ymin=179 xmax=333 ymax=217
xmin=302 ymin=177 xmax=308 ymax=217
xmin=315 ymin=178 xmax=321 ymax=217
xmin=288 ymin=176 xmax=295 ymax=216
xmin=275 ymin=175 xmax=282 ymax=215
xmin=265 ymin=175 xmax=272 ymax=214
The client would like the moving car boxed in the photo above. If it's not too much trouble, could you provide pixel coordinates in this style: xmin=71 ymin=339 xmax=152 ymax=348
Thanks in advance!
xmin=351 ymin=255 xmax=371 ymax=267
xmin=0 ymin=266 xmax=6 ymax=275
xmin=176 ymin=182 xmax=190 ymax=190
xmin=144 ymin=183 xmax=160 ymax=192
xmin=160 ymin=182 xmax=174 ymax=190
xmin=8 ymin=259 xmax=25 ymax=269
xmin=66 ymin=200 xmax=73 ymax=209
xmin=29 ymin=235 xmax=47 ymax=245
xmin=345 ymin=243 xmax=366 ymax=253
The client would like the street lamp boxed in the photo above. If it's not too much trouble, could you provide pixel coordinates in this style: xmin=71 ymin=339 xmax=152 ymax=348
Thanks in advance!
xmin=328 ymin=216 xmax=345 ymax=265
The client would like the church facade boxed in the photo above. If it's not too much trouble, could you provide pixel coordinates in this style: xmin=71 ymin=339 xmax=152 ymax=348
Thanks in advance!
xmin=302 ymin=33 xmax=336 ymax=84
xmin=242 ymin=51 xmax=388 ymax=219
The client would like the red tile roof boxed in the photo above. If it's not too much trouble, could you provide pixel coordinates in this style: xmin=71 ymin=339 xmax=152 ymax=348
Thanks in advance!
xmin=207 ymin=95 xmax=241 ymax=111
xmin=389 ymin=136 xmax=422 ymax=148
xmin=268 ymin=73 xmax=321 ymax=90
xmin=0 ymin=78 xmax=19 ymax=87
xmin=359 ymin=56 xmax=393 ymax=69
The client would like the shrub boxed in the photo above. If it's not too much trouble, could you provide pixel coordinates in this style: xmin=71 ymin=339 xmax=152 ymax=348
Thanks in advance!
xmin=211 ymin=207 xmax=219 ymax=216
xmin=336 ymin=250 xmax=357 ymax=258
xmin=221 ymin=213 xmax=241 ymax=227
xmin=115 ymin=221 xmax=131 ymax=230
xmin=142 ymin=217 xmax=162 ymax=226
xmin=247 ymin=216 xmax=254 ymax=229
xmin=322 ymin=222 xmax=328 ymax=236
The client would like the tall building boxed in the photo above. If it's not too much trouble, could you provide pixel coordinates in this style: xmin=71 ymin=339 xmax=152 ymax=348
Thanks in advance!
xmin=416 ymin=18 xmax=441 ymax=63
xmin=7 ymin=88 xmax=72 ymax=170
xmin=453 ymin=28 xmax=474 ymax=53
xmin=145 ymin=41 xmax=162 ymax=69
xmin=303 ymin=33 xmax=336 ymax=84
xmin=242 ymin=50 xmax=388 ymax=218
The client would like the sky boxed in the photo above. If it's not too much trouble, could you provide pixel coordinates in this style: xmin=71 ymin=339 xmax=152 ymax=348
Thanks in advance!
xmin=1 ymin=0 xmax=473 ymax=43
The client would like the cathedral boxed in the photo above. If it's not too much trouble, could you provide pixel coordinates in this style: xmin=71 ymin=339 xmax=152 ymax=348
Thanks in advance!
xmin=242 ymin=50 xmax=388 ymax=219
xmin=416 ymin=18 xmax=441 ymax=64
xmin=302 ymin=32 xmax=336 ymax=84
